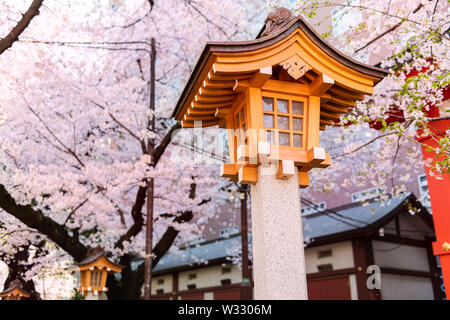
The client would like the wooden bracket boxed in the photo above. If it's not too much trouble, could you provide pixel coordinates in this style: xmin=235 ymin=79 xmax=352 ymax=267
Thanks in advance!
xmin=238 ymin=166 xmax=258 ymax=184
xmin=237 ymin=144 xmax=258 ymax=164
xmin=249 ymin=67 xmax=272 ymax=88
xmin=237 ymin=144 xmax=248 ymax=163
xmin=307 ymin=147 xmax=326 ymax=166
xmin=298 ymin=172 xmax=309 ymax=188
xmin=299 ymin=152 xmax=331 ymax=172
xmin=316 ymin=153 xmax=331 ymax=168
xmin=233 ymin=79 xmax=250 ymax=92
xmin=276 ymin=160 xmax=295 ymax=180
xmin=215 ymin=108 xmax=230 ymax=118
xmin=218 ymin=118 xmax=227 ymax=128
xmin=220 ymin=163 xmax=239 ymax=182
xmin=258 ymin=141 xmax=271 ymax=160
xmin=310 ymin=74 xmax=334 ymax=96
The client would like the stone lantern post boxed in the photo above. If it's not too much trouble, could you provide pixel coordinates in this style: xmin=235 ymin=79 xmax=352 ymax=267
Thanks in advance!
xmin=171 ymin=8 xmax=387 ymax=299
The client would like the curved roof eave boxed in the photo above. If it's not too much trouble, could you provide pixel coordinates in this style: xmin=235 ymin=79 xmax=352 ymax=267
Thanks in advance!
xmin=0 ymin=281 xmax=31 ymax=296
xmin=77 ymin=252 xmax=124 ymax=271
xmin=171 ymin=15 xmax=388 ymax=120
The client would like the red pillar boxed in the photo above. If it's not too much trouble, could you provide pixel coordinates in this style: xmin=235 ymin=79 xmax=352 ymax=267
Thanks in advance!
xmin=417 ymin=118 xmax=450 ymax=299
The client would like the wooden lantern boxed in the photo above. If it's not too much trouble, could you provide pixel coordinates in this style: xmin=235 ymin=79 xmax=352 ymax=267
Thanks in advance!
xmin=76 ymin=247 xmax=123 ymax=296
xmin=171 ymin=9 xmax=387 ymax=186
xmin=0 ymin=279 xmax=31 ymax=300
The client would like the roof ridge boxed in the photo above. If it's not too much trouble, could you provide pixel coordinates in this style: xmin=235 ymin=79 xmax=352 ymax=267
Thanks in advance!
xmin=304 ymin=192 xmax=412 ymax=219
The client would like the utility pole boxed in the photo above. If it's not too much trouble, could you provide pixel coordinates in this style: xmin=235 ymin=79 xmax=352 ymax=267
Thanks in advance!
xmin=240 ymin=184 xmax=252 ymax=300
xmin=144 ymin=37 xmax=156 ymax=300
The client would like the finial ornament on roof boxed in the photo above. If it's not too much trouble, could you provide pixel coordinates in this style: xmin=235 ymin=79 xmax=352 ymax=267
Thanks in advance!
xmin=9 ymin=279 xmax=21 ymax=287
xmin=261 ymin=7 xmax=294 ymax=37
xmin=87 ymin=246 xmax=104 ymax=257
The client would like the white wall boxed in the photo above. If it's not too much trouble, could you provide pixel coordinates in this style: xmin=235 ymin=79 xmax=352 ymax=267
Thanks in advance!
xmin=151 ymin=274 xmax=173 ymax=295
xmin=372 ymin=240 xmax=430 ymax=272
xmin=380 ymin=274 xmax=434 ymax=300
xmin=178 ymin=263 xmax=242 ymax=291
xmin=304 ymin=241 xmax=354 ymax=273
xmin=397 ymin=212 xmax=433 ymax=240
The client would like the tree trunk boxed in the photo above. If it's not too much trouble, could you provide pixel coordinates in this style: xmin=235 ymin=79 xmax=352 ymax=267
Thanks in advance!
xmin=3 ymin=246 xmax=40 ymax=300
xmin=106 ymin=254 xmax=145 ymax=300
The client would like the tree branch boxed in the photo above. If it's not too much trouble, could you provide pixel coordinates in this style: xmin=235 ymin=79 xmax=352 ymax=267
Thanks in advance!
xmin=355 ymin=3 xmax=424 ymax=54
xmin=152 ymin=210 xmax=194 ymax=266
xmin=332 ymin=131 xmax=399 ymax=159
xmin=154 ymin=122 xmax=181 ymax=164
xmin=115 ymin=185 xmax=146 ymax=249
xmin=0 ymin=184 xmax=88 ymax=261
xmin=114 ymin=122 xmax=181 ymax=249
xmin=63 ymin=198 xmax=89 ymax=226
xmin=0 ymin=0 xmax=43 ymax=55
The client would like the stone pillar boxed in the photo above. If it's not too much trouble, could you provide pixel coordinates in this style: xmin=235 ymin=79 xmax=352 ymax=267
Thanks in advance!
xmin=250 ymin=163 xmax=307 ymax=300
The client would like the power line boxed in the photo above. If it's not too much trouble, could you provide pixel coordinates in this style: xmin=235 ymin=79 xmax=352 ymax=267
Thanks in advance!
xmin=301 ymin=197 xmax=434 ymax=236
xmin=302 ymin=198 xmax=370 ymax=226
xmin=301 ymin=198 xmax=364 ymax=229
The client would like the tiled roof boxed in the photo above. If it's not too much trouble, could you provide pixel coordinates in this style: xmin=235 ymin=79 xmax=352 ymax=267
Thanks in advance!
xmin=77 ymin=247 xmax=105 ymax=267
xmin=77 ymin=246 xmax=123 ymax=270
xmin=152 ymin=234 xmax=251 ymax=272
xmin=149 ymin=193 xmax=428 ymax=273
xmin=0 ymin=279 xmax=30 ymax=296
xmin=302 ymin=193 xmax=410 ymax=240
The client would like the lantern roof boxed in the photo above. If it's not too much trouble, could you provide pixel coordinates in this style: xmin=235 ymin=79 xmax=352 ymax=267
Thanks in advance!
xmin=76 ymin=247 xmax=123 ymax=273
xmin=0 ymin=279 xmax=31 ymax=298
xmin=172 ymin=10 xmax=388 ymax=129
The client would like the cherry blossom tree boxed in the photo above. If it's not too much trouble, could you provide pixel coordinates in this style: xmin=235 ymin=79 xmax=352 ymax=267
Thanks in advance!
xmin=0 ymin=0 xmax=266 ymax=299
xmin=0 ymin=0 xmax=448 ymax=299
xmin=289 ymin=0 xmax=449 ymax=206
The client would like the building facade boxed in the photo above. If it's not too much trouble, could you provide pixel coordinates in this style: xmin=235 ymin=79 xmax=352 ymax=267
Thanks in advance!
xmin=146 ymin=193 xmax=442 ymax=300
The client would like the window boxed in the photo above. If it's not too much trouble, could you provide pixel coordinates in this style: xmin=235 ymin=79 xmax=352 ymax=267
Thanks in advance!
xmin=318 ymin=249 xmax=333 ymax=259
xmin=221 ymin=279 xmax=231 ymax=285
xmin=262 ymin=95 xmax=305 ymax=148
xmin=220 ymin=226 xmax=239 ymax=238
xmin=317 ymin=264 xmax=333 ymax=272
xmin=156 ymin=289 xmax=164 ymax=294
xmin=157 ymin=279 xmax=164 ymax=285
xmin=233 ymin=103 xmax=248 ymax=146
xmin=301 ymin=201 xmax=326 ymax=216
xmin=90 ymin=271 xmax=102 ymax=287
xmin=189 ymin=235 xmax=206 ymax=245
xmin=418 ymin=174 xmax=432 ymax=212
xmin=187 ymin=284 xmax=196 ymax=290
xmin=331 ymin=0 xmax=362 ymax=37
xmin=221 ymin=265 xmax=232 ymax=274
xmin=351 ymin=187 xmax=384 ymax=203
xmin=188 ymin=273 xmax=197 ymax=280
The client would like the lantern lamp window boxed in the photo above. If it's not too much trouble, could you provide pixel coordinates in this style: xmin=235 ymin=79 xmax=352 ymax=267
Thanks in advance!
xmin=277 ymin=99 xmax=289 ymax=113
xmin=262 ymin=95 xmax=305 ymax=148
xmin=90 ymin=271 xmax=98 ymax=287
xmin=234 ymin=103 xmax=248 ymax=146
xmin=262 ymin=97 xmax=274 ymax=111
